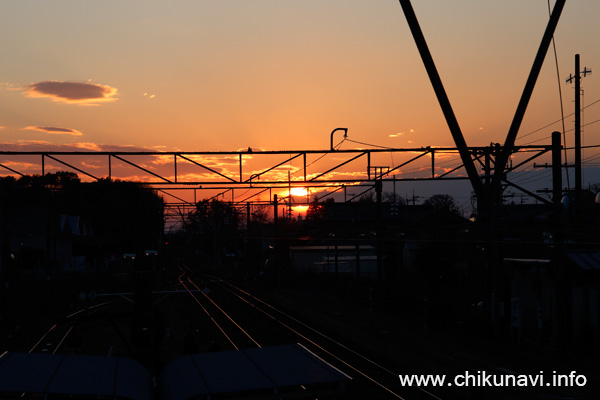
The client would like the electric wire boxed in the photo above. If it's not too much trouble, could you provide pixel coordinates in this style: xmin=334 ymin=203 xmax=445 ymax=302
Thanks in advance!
xmin=513 ymin=169 xmax=553 ymax=186
xmin=289 ymin=137 xmax=346 ymax=178
xmin=521 ymin=118 xmax=600 ymax=146
xmin=547 ymin=0 xmax=570 ymax=189
xmin=516 ymin=98 xmax=600 ymax=143
xmin=345 ymin=138 xmax=395 ymax=150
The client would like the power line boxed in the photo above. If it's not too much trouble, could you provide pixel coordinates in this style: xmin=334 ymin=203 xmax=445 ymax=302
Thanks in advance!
xmin=521 ymin=118 xmax=600 ymax=146
xmin=547 ymin=0 xmax=570 ymax=189
xmin=289 ymin=137 xmax=347 ymax=178
xmin=517 ymin=98 xmax=600 ymax=143
xmin=344 ymin=138 xmax=394 ymax=149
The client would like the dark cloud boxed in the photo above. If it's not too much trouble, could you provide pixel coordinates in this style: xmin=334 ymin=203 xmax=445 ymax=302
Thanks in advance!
xmin=24 ymin=81 xmax=118 ymax=104
xmin=24 ymin=126 xmax=83 ymax=136
xmin=0 ymin=141 xmax=149 ymax=153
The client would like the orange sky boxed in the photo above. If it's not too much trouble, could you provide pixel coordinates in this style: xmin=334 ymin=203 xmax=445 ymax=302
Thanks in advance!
xmin=1 ymin=1 xmax=600 ymax=210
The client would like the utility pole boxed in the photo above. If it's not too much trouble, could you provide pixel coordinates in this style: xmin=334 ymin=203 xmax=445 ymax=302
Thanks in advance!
xmin=287 ymin=171 xmax=293 ymax=220
xmin=566 ymin=54 xmax=592 ymax=203
xmin=552 ymin=131 xmax=563 ymax=205
xmin=273 ymin=194 xmax=278 ymax=225
xmin=375 ymin=179 xmax=383 ymax=283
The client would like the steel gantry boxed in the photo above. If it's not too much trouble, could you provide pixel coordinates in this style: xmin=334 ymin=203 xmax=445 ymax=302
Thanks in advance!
xmin=399 ymin=0 xmax=566 ymax=211
xmin=0 ymin=143 xmax=558 ymax=229
xmin=0 ymin=145 xmax=556 ymax=189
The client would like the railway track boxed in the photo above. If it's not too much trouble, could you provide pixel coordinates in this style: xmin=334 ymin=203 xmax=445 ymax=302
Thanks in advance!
xmin=28 ymin=299 xmax=130 ymax=355
xmin=28 ymin=323 xmax=74 ymax=354
xmin=18 ymin=261 xmax=593 ymax=399
xmin=188 ymin=271 xmax=596 ymax=400
xmin=175 ymin=261 xmax=443 ymax=399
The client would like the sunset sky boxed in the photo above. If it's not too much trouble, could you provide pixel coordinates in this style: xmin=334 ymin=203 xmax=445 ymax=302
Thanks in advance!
xmin=1 ymin=1 xmax=600 ymax=208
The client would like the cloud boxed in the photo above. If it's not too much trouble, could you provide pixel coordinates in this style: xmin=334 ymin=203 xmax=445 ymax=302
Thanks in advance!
xmin=305 ymin=171 xmax=367 ymax=181
xmin=24 ymin=126 xmax=83 ymax=136
xmin=0 ymin=141 xmax=161 ymax=180
xmin=1 ymin=82 xmax=20 ymax=91
xmin=0 ymin=161 xmax=39 ymax=172
xmin=14 ymin=139 xmax=54 ymax=146
xmin=0 ymin=141 xmax=150 ymax=153
xmin=24 ymin=81 xmax=118 ymax=105
xmin=72 ymin=142 xmax=102 ymax=151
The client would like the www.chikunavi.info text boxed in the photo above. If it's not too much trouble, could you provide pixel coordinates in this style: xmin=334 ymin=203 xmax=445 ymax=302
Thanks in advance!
xmin=399 ymin=371 xmax=587 ymax=387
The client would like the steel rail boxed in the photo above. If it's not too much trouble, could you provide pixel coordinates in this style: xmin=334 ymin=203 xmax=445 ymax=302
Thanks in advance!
xmin=209 ymin=274 xmax=443 ymax=400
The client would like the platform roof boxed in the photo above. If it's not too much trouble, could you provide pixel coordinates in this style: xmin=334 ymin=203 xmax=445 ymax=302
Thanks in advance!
xmin=159 ymin=343 xmax=351 ymax=400
xmin=0 ymin=351 xmax=153 ymax=400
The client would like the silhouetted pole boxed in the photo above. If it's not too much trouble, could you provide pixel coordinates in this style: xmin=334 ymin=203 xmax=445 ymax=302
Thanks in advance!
xmin=552 ymin=129 xmax=568 ymax=351
xmin=334 ymin=238 xmax=338 ymax=278
xmin=355 ymin=241 xmax=361 ymax=281
xmin=484 ymin=149 xmax=491 ymax=189
xmin=552 ymin=131 xmax=563 ymax=205
xmin=566 ymin=54 xmax=592 ymax=205
xmin=246 ymin=202 xmax=251 ymax=229
xmin=574 ymin=54 xmax=582 ymax=203
xmin=273 ymin=194 xmax=278 ymax=225
xmin=375 ymin=180 xmax=383 ymax=283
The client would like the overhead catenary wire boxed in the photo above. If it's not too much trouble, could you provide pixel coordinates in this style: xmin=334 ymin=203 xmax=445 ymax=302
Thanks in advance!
xmin=547 ymin=0 xmax=570 ymax=189
xmin=516 ymin=98 xmax=600 ymax=144
xmin=289 ymin=137 xmax=347 ymax=178
xmin=242 ymin=86 xmax=598 ymax=203
xmin=521 ymin=118 xmax=600 ymax=146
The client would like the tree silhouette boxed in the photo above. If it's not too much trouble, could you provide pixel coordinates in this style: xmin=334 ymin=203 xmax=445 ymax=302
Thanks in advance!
xmin=186 ymin=199 xmax=241 ymax=266
xmin=423 ymin=194 xmax=460 ymax=216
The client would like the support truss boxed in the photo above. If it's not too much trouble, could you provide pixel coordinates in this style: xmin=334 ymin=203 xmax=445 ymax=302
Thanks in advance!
xmin=0 ymin=145 xmax=554 ymax=208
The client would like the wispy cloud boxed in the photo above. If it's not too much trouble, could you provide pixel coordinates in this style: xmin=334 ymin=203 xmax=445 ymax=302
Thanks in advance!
xmin=1 ymin=82 xmax=20 ymax=91
xmin=24 ymin=80 xmax=118 ymax=105
xmin=0 ymin=160 xmax=39 ymax=172
xmin=24 ymin=126 xmax=83 ymax=136
xmin=72 ymin=142 xmax=102 ymax=151
xmin=0 ymin=141 xmax=149 ymax=153
xmin=390 ymin=129 xmax=415 ymax=138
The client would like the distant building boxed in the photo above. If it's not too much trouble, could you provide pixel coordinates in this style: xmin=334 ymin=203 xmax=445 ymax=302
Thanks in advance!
xmin=289 ymin=245 xmax=377 ymax=278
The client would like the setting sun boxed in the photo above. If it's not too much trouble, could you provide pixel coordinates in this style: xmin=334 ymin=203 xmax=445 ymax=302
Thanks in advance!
xmin=289 ymin=187 xmax=308 ymax=197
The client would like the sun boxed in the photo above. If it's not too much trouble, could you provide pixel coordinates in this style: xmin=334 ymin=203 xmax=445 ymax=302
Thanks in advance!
xmin=292 ymin=205 xmax=309 ymax=213
xmin=289 ymin=187 xmax=308 ymax=197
